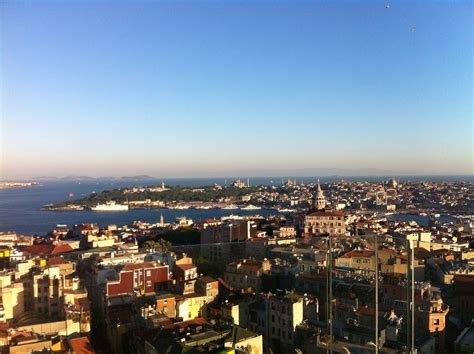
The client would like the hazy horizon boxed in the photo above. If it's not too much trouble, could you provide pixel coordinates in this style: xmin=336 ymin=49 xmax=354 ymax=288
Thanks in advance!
xmin=3 ymin=168 xmax=474 ymax=182
xmin=1 ymin=1 xmax=472 ymax=179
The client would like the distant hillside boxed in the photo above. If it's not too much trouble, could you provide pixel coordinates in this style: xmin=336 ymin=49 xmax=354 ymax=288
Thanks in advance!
xmin=30 ymin=175 xmax=156 ymax=181
xmin=31 ymin=176 xmax=59 ymax=181
xmin=120 ymin=175 xmax=155 ymax=180
xmin=61 ymin=175 xmax=95 ymax=181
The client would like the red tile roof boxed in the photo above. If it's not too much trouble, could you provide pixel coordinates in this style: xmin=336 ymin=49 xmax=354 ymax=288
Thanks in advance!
xmin=51 ymin=244 xmax=74 ymax=254
xmin=48 ymin=257 xmax=69 ymax=266
xmin=122 ymin=262 xmax=162 ymax=271
xmin=26 ymin=244 xmax=73 ymax=256
xmin=340 ymin=250 xmax=374 ymax=258
xmin=239 ymin=264 xmax=261 ymax=271
xmin=176 ymin=264 xmax=197 ymax=271
xmin=68 ymin=336 xmax=95 ymax=354
xmin=198 ymin=276 xmax=217 ymax=284
xmin=307 ymin=210 xmax=344 ymax=217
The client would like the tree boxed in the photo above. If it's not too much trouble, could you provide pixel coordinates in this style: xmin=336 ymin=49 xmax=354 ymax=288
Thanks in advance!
xmin=144 ymin=238 xmax=172 ymax=253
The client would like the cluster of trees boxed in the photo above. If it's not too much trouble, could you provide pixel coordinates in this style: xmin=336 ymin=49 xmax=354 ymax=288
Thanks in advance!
xmin=143 ymin=238 xmax=173 ymax=252
xmin=57 ymin=185 xmax=261 ymax=207
xmin=143 ymin=229 xmax=201 ymax=246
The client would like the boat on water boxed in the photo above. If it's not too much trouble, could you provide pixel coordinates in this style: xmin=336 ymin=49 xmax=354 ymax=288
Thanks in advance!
xmin=277 ymin=208 xmax=297 ymax=213
xmin=91 ymin=201 xmax=128 ymax=211
xmin=433 ymin=213 xmax=441 ymax=218
xmin=240 ymin=204 xmax=261 ymax=210
xmin=222 ymin=204 xmax=238 ymax=209
xmin=169 ymin=205 xmax=189 ymax=210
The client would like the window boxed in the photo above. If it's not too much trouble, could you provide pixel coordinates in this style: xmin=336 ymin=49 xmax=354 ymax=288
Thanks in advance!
xmin=433 ymin=318 xmax=440 ymax=325
xmin=146 ymin=270 xmax=151 ymax=276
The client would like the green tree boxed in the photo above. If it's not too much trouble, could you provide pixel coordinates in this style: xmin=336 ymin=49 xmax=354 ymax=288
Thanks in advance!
xmin=144 ymin=238 xmax=172 ymax=253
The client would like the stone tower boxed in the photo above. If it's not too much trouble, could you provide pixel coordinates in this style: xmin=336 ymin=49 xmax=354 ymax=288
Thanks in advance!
xmin=313 ymin=179 xmax=327 ymax=210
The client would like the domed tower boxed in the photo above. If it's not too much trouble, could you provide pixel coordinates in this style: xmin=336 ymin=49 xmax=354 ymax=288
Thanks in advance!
xmin=313 ymin=179 xmax=327 ymax=210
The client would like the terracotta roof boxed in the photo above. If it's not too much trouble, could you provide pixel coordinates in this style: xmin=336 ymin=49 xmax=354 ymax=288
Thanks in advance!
xmin=176 ymin=263 xmax=197 ymax=271
xmin=26 ymin=244 xmax=73 ymax=256
xmin=340 ymin=250 xmax=374 ymax=259
xmin=173 ymin=317 xmax=208 ymax=329
xmin=52 ymin=244 xmax=74 ymax=254
xmin=306 ymin=210 xmax=344 ymax=217
xmin=48 ymin=257 xmax=69 ymax=266
xmin=68 ymin=336 xmax=95 ymax=354
xmin=122 ymin=262 xmax=162 ymax=271
xmin=239 ymin=264 xmax=261 ymax=271
xmin=198 ymin=276 xmax=217 ymax=284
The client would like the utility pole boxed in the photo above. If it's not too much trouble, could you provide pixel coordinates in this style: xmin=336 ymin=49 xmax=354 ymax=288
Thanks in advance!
xmin=407 ymin=241 xmax=415 ymax=353
xmin=375 ymin=235 xmax=379 ymax=354
xmin=327 ymin=236 xmax=333 ymax=354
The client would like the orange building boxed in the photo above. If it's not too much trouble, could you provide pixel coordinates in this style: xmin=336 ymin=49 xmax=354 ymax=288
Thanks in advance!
xmin=156 ymin=293 xmax=176 ymax=318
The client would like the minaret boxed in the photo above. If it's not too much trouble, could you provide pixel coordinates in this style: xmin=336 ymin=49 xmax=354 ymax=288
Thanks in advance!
xmin=315 ymin=178 xmax=327 ymax=210
xmin=161 ymin=181 xmax=165 ymax=189
xmin=160 ymin=213 xmax=164 ymax=226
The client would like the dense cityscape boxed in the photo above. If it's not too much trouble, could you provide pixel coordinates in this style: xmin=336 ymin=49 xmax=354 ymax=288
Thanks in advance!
xmin=2 ymin=0 xmax=471 ymax=353
xmin=0 ymin=178 xmax=472 ymax=353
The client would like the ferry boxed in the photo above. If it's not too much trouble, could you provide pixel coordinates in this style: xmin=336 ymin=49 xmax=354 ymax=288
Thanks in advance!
xmin=222 ymin=204 xmax=238 ymax=209
xmin=240 ymin=204 xmax=261 ymax=210
xmin=91 ymin=201 xmax=128 ymax=211
xmin=277 ymin=208 xmax=297 ymax=213
xmin=172 ymin=205 xmax=189 ymax=210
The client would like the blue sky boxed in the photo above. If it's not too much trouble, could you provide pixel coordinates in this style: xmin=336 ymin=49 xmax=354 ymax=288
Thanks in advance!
xmin=1 ymin=0 xmax=472 ymax=178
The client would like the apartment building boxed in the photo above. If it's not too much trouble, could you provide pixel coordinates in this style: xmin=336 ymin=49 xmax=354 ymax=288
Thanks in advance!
xmin=0 ymin=272 xmax=24 ymax=321
xmin=105 ymin=262 xmax=169 ymax=297
xmin=224 ymin=259 xmax=271 ymax=291
xmin=304 ymin=210 xmax=345 ymax=237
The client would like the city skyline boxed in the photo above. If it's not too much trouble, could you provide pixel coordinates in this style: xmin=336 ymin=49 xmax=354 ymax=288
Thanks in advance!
xmin=1 ymin=0 xmax=472 ymax=179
